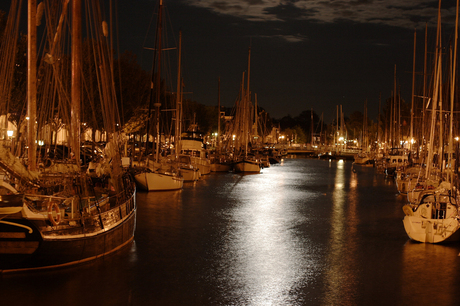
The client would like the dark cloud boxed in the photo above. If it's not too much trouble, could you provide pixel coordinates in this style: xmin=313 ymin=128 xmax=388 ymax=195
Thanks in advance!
xmin=264 ymin=3 xmax=318 ymax=21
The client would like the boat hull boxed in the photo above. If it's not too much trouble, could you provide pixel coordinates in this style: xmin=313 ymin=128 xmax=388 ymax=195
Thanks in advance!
xmin=403 ymin=215 xmax=460 ymax=243
xmin=234 ymin=160 xmax=260 ymax=173
xmin=190 ymin=157 xmax=211 ymax=175
xmin=210 ymin=163 xmax=232 ymax=172
xmin=134 ymin=172 xmax=183 ymax=191
xmin=0 ymin=186 xmax=137 ymax=272
xmin=180 ymin=168 xmax=200 ymax=181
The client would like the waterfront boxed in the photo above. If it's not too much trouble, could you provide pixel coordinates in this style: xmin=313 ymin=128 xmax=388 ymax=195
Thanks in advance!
xmin=2 ymin=158 xmax=460 ymax=305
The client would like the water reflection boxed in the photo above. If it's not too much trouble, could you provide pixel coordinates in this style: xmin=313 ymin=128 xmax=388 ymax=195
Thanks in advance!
xmin=5 ymin=159 xmax=460 ymax=305
xmin=323 ymin=160 xmax=359 ymax=305
xmin=401 ymin=241 xmax=459 ymax=305
xmin=219 ymin=166 xmax=318 ymax=305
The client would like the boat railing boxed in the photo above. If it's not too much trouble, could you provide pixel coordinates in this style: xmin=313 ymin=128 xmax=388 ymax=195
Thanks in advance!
xmin=24 ymin=194 xmax=109 ymax=219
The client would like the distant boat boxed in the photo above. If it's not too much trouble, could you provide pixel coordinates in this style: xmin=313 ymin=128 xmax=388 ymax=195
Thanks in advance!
xmin=134 ymin=167 xmax=183 ymax=191
xmin=353 ymin=152 xmax=374 ymax=166
xmin=233 ymin=48 xmax=261 ymax=174
xmin=383 ymin=148 xmax=409 ymax=176
xmin=234 ymin=155 xmax=261 ymax=173
xmin=180 ymin=126 xmax=211 ymax=175
xmin=209 ymin=153 xmax=232 ymax=172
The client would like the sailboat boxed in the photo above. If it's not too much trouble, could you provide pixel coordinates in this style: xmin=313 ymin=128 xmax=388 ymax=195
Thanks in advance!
xmin=132 ymin=0 xmax=183 ymax=191
xmin=402 ymin=0 xmax=460 ymax=243
xmin=233 ymin=47 xmax=261 ymax=174
xmin=353 ymin=101 xmax=374 ymax=166
xmin=171 ymin=31 xmax=200 ymax=181
xmin=0 ymin=0 xmax=136 ymax=272
xmin=210 ymin=77 xmax=232 ymax=172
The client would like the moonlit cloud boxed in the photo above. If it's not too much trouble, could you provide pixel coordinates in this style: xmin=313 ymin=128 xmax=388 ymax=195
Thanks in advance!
xmin=259 ymin=33 xmax=308 ymax=42
xmin=186 ymin=0 xmax=456 ymax=29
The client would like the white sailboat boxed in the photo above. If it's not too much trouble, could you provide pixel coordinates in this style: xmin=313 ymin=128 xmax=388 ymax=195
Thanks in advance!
xmin=402 ymin=0 xmax=460 ymax=243
xmin=132 ymin=0 xmax=183 ymax=191
xmin=233 ymin=47 xmax=261 ymax=174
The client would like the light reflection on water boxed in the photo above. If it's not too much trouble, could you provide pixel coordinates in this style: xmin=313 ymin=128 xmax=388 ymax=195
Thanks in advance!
xmin=2 ymin=158 xmax=460 ymax=306
xmin=218 ymin=168 xmax=317 ymax=305
xmin=323 ymin=160 xmax=360 ymax=305
xmin=401 ymin=242 xmax=459 ymax=306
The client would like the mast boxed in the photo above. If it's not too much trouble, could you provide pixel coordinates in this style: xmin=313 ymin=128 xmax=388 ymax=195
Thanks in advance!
xmin=70 ymin=0 xmax=82 ymax=166
xmin=448 ymin=0 xmax=459 ymax=183
xmin=245 ymin=47 xmax=251 ymax=157
xmin=320 ymin=112 xmax=323 ymax=145
xmin=154 ymin=0 xmax=163 ymax=163
xmin=410 ymin=28 xmax=416 ymax=151
xmin=364 ymin=100 xmax=367 ymax=151
xmin=393 ymin=65 xmax=397 ymax=148
xmin=336 ymin=105 xmax=339 ymax=153
xmin=340 ymin=105 xmax=344 ymax=149
xmin=311 ymin=108 xmax=313 ymax=147
xmin=175 ymin=30 xmax=182 ymax=159
xmin=217 ymin=77 xmax=221 ymax=153
xmin=71 ymin=0 xmax=82 ymax=167
xmin=254 ymin=93 xmax=258 ymax=141
xmin=422 ymin=23 xmax=427 ymax=154
xmin=378 ymin=93 xmax=381 ymax=145
xmin=27 ymin=0 xmax=37 ymax=171
xmin=426 ymin=0 xmax=442 ymax=179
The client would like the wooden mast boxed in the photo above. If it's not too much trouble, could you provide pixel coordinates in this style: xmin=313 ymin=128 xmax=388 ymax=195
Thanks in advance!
xmin=71 ymin=0 xmax=82 ymax=167
xmin=175 ymin=30 xmax=182 ymax=159
xmin=27 ymin=0 xmax=37 ymax=171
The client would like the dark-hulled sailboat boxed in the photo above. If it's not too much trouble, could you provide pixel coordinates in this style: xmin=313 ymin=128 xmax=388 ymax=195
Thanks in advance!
xmin=0 ymin=0 xmax=136 ymax=272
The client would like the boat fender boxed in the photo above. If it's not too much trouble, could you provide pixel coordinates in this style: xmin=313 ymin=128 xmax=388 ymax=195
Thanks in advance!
xmin=48 ymin=202 xmax=61 ymax=226
xmin=402 ymin=205 xmax=413 ymax=216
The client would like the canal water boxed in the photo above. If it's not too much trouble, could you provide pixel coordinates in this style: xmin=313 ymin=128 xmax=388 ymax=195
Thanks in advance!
xmin=2 ymin=158 xmax=460 ymax=305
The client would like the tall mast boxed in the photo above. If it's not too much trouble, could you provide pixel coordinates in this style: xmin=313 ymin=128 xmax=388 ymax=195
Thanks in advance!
xmin=410 ymin=28 xmax=416 ymax=151
xmin=378 ymin=93 xmax=381 ymax=145
xmin=393 ymin=65 xmax=397 ymax=148
xmin=154 ymin=0 xmax=163 ymax=163
xmin=426 ymin=0 xmax=442 ymax=179
xmin=245 ymin=47 xmax=251 ymax=157
xmin=448 ymin=0 xmax=459 ymax=183
xmin=71 ymin=0 xmax=82 ymax=167
xmin=27 ymin=0 xmax=37 ymax=171
xmin=217 ymin=77 xmax=221 ymax=153
xmin=175 ymin=30 xmax=182 ymax=159
xmin=421 ymin=23 xmax=427 ymax=155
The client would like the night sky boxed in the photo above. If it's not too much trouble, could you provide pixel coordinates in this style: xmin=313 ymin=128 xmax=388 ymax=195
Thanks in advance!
xmin=116 ymin=0 xmax=460 ymax=123
xmin=2 ymin=0 xmax=459 ymax=123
